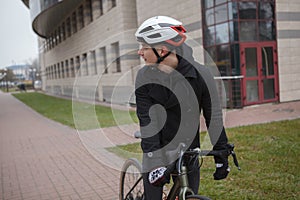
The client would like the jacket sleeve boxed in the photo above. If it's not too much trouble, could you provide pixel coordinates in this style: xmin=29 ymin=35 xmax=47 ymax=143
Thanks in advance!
xmin=135 ymin=70 xmax=164 ymax=171
xmin=198 ymin=66 xmax=228 ymax=148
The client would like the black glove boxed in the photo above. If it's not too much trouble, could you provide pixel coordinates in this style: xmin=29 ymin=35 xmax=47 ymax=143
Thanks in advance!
xmin=213 ymin=145 xmax=230 ymax=180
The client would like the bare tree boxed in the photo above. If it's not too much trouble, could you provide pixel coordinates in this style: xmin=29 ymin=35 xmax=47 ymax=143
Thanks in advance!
xmin=0 ymin=69 xmax=14 ymax=82
xmin=26 ymin=57 xmax=41 ymax=81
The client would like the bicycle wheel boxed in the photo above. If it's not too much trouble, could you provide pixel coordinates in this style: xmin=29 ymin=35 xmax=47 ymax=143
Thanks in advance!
xmin=186 ymin=195 xmax=211 ymax=200
xmin=119 ymin=158 xmax=144 ymax=200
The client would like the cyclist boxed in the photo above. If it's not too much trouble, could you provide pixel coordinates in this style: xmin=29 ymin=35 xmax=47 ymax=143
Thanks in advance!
xmin=135 ymin=16 xmax=231 ymax=200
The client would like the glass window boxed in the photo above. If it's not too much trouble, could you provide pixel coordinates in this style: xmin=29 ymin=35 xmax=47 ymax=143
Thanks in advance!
xmin=82 ymin=53 xmax=88 ymax=76
xmin=216 ymin=23 xmax=229 ymax=44
xmin=61 ymin=61 xmax=65 ymax=78
xmin=70 ymin=58 xmax=75 ymax=77
xmin=66 ymin=18 xmax=71 ymax=37
xmin=229 ymin=21 xmax=239 ymax=42
xmin=57 ymin=63 xmax=61 ymax=79
xmin=65 ymin=60 xmax=69 ymax=78
xmin=49 ymin=66 xmax=52 ymax=79
xmin=78 ymin=5 xmax=84 ymax=29
xmin=245 ymin=48 xmax=257 ymax=77
xmin=53 ymin=65 xmax=56 ymax=79
xmin=99 ymin=0 xmax=103 ymax=15
xmin=215 ymin=0 xmax=227 ymax=6
xmin=205 ymin=8 xmax=215 ymax=26
xmin=204 ymin=46 xmax=217 ymax=66
xmin=216 ymin=44 xmax=230 ymax=76
xmin=61 ymin=23 xmax=66 ymax=41
xmin=112 ymin=0 xmax=116 ymax=7
xmin=54 ymin=31 xmax=58 ymax=45
xmin=261 ymin=47 xmax=274 ymax=76
xmin=203 ymin=0 xmax=214 ymax=9
xmin=72 ymin=12 xmax=77 ymax=34
xmin=230 ymin=44 xmax=240 ymax=75
xmin=90 ymin=50 xmax=97 ymax=75
xmin=263 ymin=79 xmax=275 ymax=99
xmin=76 ymin=56 xmax=81 ymax=76
xmin=99 ymin=47 xmax=108 ymax=74
xmin=57 ymin=27 xmax=61 ymax=43
xmin=239 ymin=2 xmax=257 ymax=19
xmin=111 ymin=42 xmax=121 ymax=73
xmin=259 ymin=21 xmax=275 ymax=41
xmin=217 ymin=44 xmax=230 ymax=62
xmin=228 ymin=2 xmax=238 ymax=20
xmin=217 ymin=64 xmax=230 ymax=77
xmin=108 ymin=0 xmax=116 ymax=11
xmin=215 ymin=4 xmax=228 ymax=24
xmin=259 ymin=2 xmax=274 ymax=20
xmin=240 ymin=21 xmax=257 ymax=41
xmin=204 ymin=26 xmax=216 ymax=46
xmin=246 ymin=80 xmax=259 ymax=102
xmin=85 ymin=0 xmax=93 ymax=22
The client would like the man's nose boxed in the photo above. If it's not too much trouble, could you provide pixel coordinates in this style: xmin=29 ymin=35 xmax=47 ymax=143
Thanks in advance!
xmin=138 ymin=49 xmax=143 ymax=56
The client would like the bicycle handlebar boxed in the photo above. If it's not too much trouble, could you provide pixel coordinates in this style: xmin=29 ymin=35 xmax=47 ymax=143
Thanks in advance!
xmin=190 ymin=144 xmax=241 ymax=170
xmin=134 ymin=131 xmax=241 ymax=170
xmin=166 ymin=143 xmax=241 ymax=171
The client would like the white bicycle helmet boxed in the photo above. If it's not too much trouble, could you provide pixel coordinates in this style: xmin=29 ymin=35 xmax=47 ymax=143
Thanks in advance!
xmin=135 ymin=16 xmax=187 ymax=47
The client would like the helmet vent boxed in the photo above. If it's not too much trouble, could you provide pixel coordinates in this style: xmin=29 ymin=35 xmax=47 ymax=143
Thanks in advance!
xmin=139 ymin=26 xmax=154 ymax=34
xmin=158 ymin=23 xmax=173 ymax=27
xmin=148 ymin=33 xmax=162 ymax=39
xmin=172 ymin=35 xmax=182 ymax=42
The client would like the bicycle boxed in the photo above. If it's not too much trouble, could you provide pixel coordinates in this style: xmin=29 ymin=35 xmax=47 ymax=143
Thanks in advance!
xmin=119 ymin=139 xmax=240 ymax=200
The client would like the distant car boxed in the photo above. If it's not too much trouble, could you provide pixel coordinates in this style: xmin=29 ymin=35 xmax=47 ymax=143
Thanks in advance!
xmin=34 ymin=80 xmax=42 ymax=90
xmin=17 ymin=82 xmax=26 ymax=92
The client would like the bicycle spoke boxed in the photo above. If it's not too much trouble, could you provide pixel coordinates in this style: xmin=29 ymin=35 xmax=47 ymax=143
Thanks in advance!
xmin=120 ymin=158 xmax=144 ymax=200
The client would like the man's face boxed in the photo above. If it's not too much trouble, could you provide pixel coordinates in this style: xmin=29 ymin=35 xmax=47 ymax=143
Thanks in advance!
xmin=138 ymin=43 xmax=158 ymax=65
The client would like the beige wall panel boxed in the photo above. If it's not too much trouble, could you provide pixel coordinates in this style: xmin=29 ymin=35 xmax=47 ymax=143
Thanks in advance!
xmin=276 ymin=0 xmax=300 ymax=102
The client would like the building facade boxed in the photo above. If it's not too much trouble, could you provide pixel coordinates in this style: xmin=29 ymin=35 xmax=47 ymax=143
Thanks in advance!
xmin=6 ymin=65 xmax=28 ymax=81
xmin=22 ymin=0 xmax=300 ymax=108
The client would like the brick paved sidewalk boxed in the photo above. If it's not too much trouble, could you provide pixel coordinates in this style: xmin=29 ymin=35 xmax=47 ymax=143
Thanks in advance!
xmin=1 ymin=91 xmax=299 ymax=200
xmin=201 ymin=100 xmax=300 ymax=132
xmin=0 ymin=92 xmax=121 ymax=200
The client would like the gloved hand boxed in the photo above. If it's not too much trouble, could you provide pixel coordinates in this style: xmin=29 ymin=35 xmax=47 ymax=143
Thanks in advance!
xmin=148 ymin=166 xmax=170 ymax=187
xmin=214 ymin=158 xmax=230 ymax=180
xmin=213 ymin=145 xmax=230 ymax=180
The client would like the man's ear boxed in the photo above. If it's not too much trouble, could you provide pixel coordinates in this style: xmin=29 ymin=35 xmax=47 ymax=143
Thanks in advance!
xmin=161 ymin=45 xmax=170 ymax=56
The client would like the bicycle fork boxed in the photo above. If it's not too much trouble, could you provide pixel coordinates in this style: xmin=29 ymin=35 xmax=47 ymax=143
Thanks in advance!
xmin=167 ymin=166 xmax=194 ymax=200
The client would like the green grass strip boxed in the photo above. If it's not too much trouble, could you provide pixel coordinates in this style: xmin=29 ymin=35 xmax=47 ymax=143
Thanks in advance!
xmin=13 ymin=92 xmax=138 ymax=130
xmin=112 ymin=119 xmax=300 ymax=199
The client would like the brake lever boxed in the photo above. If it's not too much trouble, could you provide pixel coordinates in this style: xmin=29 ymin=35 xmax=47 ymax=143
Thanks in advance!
xmin=231 ymin=150 xmax=241 ymax=170
xmin=228 ymin=144 xmax=241 ymax=170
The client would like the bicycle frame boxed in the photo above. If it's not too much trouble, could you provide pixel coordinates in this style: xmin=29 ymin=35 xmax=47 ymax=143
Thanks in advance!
xmin=120 ymin=143 xmax=240 ymax=200
xmin=166 ymin=165 xmax=194 ymax=200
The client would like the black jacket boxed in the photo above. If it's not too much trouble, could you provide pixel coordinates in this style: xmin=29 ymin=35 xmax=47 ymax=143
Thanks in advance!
xmin=135 ymin=43 xmax=228 ymax=171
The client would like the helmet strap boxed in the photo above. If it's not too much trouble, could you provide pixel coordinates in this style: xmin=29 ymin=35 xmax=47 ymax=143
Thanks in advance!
xmin=152 ymin=48 xmax=172 ymax=64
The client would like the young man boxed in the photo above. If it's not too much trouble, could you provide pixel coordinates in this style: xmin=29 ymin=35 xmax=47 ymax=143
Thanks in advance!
xmin=135 ymin=16 xmax=230 ymax=200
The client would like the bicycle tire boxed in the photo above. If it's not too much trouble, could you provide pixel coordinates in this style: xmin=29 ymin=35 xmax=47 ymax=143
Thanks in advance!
xmin=186 ymin=195 xmax=212 ymax=200
xmin=119 ymin=158 xmax=144 ymax=200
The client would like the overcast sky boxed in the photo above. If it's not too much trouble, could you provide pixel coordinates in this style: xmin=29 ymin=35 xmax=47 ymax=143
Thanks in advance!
xmin=0 ymin=0 xmax=38 ymax=68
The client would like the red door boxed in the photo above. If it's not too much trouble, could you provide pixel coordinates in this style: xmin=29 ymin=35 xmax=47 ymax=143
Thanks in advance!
xmin=240 ymin=42 xmax=279 ymax=106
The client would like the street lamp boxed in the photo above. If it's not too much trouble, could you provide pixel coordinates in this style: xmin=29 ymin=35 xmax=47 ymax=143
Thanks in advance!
xmin=4 ymin=68 xmax=8 ymax=92
xmin=0 ymin=73 xmax=3 ymax=90
xmin=29 ymin=68 xmax=37 ymax=89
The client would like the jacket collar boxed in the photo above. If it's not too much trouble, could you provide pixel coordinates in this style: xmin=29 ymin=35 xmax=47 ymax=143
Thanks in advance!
xmin=175 ymin=57 xmax=198 ymax=79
